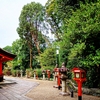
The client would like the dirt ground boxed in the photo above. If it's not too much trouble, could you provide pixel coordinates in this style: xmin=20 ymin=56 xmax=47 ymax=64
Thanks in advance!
xmin=26 ymin=79 xmax=100 ymax=100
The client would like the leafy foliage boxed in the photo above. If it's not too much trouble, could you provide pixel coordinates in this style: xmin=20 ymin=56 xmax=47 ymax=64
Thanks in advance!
xmin=3 ymin=46 xmax=12 ymax=53
xmin=61 ymin=1 xmax=100 ymax=87
xmin=12 ymin=39 xmax=30 ymax=70
xmin=36 ymin=47 xmax=56 ymax=69
xmin=45 ymin=0 xmax=97 ymax=40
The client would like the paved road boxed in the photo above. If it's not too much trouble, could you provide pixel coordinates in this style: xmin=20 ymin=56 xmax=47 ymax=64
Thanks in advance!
xmin=0 ymin=76 xmax=38 ymax=100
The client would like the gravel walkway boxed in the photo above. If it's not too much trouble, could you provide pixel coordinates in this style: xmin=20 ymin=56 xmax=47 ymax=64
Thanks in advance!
xmin=26 ymin=79 xmax=100 ymax=100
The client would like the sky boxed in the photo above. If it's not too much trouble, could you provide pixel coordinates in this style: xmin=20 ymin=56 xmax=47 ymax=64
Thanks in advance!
xmin=0 ymin=0 xmax=48 ymax=48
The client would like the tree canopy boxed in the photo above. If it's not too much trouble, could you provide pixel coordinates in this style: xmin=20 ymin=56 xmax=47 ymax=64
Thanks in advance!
xmin=17 ymin=2 xmax=46 ymax=54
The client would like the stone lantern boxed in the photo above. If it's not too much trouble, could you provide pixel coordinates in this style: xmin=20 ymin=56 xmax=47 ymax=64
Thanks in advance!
xmin=34 ymin=70 xmax=36 ymax=79
xmin=42 ymin=70 xmax=46 ymax=80
xmin=59 ymin=62 xmax=69 ymax=96
xmin=20 ymin=70 xmax=23 ymax=77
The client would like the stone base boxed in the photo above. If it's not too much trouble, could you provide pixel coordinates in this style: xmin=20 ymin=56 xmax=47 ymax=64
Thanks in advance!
xmin=0 ymin=74 xmax=3 ymax=82
xmin=59 ymin=92 xmax=70 ymax=96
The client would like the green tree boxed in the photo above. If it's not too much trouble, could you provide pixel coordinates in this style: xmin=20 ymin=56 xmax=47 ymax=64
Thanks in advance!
xmin=45 ymin=0 xmax=98 ymax=40
xmin=12 ymin=39 xmax=30 ymax=70
xmin=17 ymin=2 xmax=46 ymax=68
xmin=36 ymin=47 xmax=56 ymax=69
xmin=3 ymin=46 xmax=12 ymax=53
xmin=61 ymin=1 xmax=100 ymax=87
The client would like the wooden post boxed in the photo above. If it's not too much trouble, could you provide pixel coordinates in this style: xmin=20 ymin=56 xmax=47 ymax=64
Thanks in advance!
xmin=0 ymin=62 xmax=3 ymax=82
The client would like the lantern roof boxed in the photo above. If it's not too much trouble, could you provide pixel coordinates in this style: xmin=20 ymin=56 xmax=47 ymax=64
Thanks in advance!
xmin=72 ymin=67 xmax=85 ymax=73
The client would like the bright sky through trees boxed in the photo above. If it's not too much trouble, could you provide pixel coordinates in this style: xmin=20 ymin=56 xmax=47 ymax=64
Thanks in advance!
xmin=0 ymin=0 xmax=47 ymax=48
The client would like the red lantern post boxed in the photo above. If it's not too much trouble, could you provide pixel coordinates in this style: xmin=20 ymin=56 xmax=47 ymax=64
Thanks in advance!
xmin=53 ymin=67 xmax=61 ymax=89
xmin=47 ymin=70 xmax=51 ymax=80
xmin=56 ymin=68 xmax=61 ymax=90
xmin=72 ymin=67 xmax=86 ymax=100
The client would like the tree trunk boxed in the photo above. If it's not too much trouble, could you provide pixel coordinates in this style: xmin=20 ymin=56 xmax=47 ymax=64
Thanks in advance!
xmin=30 ymin=48 xmax=32 ymax=69
xmin=30 ymin=22 xmax=41 ymax=55
xmin=34 ymin=40 xmax=41 ymax=54
xmin=97 ymin=65 xmax=100 ymax=88
xmin=31 ymin=33 xmax=41 ymax=55
xmin=26 ymin=38 xmax=33 ymax=69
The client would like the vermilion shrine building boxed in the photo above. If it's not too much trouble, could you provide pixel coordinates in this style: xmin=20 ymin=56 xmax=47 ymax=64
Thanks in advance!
xmin=0 ymin=48 xmax=16 ymax=82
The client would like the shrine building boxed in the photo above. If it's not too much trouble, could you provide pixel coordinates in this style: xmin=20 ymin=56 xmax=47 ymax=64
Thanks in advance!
xmin=0 ymin=48 xmax=16 ymax=82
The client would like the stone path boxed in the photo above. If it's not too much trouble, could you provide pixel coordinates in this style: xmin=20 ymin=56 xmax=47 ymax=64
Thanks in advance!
xmin=0 ymin=76 xmax=100 ymax=100
xmin=0 ymin=76 xmax=38 ymax=100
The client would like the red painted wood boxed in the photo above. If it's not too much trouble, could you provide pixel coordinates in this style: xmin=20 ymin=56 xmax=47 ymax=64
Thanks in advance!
xmin=78 ymin=81 xmax=82 ymax=96
xmin=0 ymin=62 xmax=2 ymax=75
xmin=47 ymin=70 xmax=50 ymax=79
xmin=57 ymin=72 xmax=61 ymax=86
xmin=72 ymin=67 xmax=86 ymax=98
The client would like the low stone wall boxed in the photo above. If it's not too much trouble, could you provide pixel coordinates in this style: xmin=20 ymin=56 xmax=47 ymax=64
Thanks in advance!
xmin=82 ymin=88 xmax=100 ymax=97
xmin=67 ymin=80 xmax=100 ymax=97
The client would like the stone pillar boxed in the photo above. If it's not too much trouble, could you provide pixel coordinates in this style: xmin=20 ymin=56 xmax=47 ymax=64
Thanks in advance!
xmin=42 ymin=72 xmax=45 ymax=80
xmin=53 ymin=73 xmax=55 ymax=81
xmin=62 ymin=80 xmax=66 ymax=92
xmin=20 ymin=70 xmax=23 ymax=77
xmin=34 ymin=72 xmax=36 ymax=79
xmin=60 ymin=75 xmax=69 ymax=96
xmin=17 ymin=70 xmax=18 ymax=77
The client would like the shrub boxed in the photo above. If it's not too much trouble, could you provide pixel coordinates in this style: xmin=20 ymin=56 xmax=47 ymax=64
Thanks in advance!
xmin=26 ymin=68 xmax=33 ymax=78
xmin=3 ymin=68 xmax=11 ymax=76
xmin=35 ymin=68 xmax=42 ymax=78
xmin=11 ymin=70 xmax=16 ymax=77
